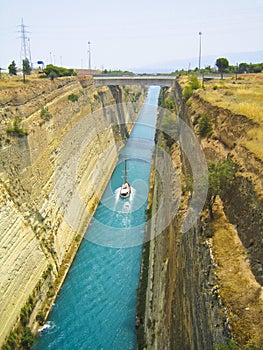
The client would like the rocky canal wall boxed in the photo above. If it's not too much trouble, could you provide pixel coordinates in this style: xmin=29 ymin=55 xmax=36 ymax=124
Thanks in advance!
xmin=137 ymin=82 xmax=229 ymax=349
xmin=137 ymin=81 xmax=263 ymax=349
xmin=0 ymin=76 xmax=146 ymax=346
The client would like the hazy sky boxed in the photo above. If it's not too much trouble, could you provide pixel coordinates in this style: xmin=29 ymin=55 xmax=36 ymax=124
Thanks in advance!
xmin=1 ymin=0 xmax=263 ymax=71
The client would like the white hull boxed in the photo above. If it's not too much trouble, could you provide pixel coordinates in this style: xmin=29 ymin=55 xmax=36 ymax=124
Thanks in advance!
xmin=120 ymin=182 xmax=131 ymax=198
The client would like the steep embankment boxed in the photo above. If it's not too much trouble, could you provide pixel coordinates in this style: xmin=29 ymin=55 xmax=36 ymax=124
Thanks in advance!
xmin=189 ymin=92 xmax=263 ymax=286
xmin=189 ymin=89 xmax=263 ymax=347
xmin=137 ymin=79 xmax=263 ymax=349
xmin=137 ymin=83 xmax=229 ymax=350
xmin=0 ymin=76 xmax=146 ymax=347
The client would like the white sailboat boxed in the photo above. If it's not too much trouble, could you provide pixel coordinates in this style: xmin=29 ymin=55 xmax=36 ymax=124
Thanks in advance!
xmin=120 ymin=159 xmax=131 ymax=198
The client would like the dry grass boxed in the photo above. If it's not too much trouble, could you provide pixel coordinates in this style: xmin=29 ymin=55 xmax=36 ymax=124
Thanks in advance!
xmin=199 ymin=75 xmax=263 ymax=124
xmin=0 ymin=77 xmax=24 ymax=89
xmin=245 ymin=128 xmax=263 ymax=161
xmin=198 ymin=74 xmax=263 ymax=161
xmin=209 ymin=198 xmax=263 ymax=348
xmin=0 ymin=73 xmax=42 ymax=90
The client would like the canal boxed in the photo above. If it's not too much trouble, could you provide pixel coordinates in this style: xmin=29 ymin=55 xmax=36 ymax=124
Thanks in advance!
xmin=34 ymin=86 xmax=160 ymax=350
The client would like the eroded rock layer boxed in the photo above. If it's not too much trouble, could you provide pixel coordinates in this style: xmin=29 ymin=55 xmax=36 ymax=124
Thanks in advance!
xmin=0 ymin=76 xmax=146 ymax=346
xmin=137 ymin=81 xmax=263 ymax=349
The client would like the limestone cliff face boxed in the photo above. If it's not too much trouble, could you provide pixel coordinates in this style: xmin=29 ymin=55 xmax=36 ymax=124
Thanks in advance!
xmin=137 ymin=83 xmax=229 ymax=350
xmin=0 ymin=76 xmax=146 ymax=346
xmin=188 ymin=94 xmax=263 ymax=285
xmin=137 ymin=81 xmax=263 ymax=349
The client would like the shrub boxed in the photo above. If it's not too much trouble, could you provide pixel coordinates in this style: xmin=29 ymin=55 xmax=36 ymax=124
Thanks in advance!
xmin=215 ymin=339 xmax=239 ymax=350
xmin=2 ymin=330 xmax=19 ymax=350
xmin=188 ymin=75 xmax=201 ymax=90
xmin=8 ymin=60 xmax=17 ymax=75
xmin=198 ymin=114 xmax=213 ymax=138
xmin=183 ymin=74 xmax=201 ymax=100
xmin=40 ymin=107 xmax=52 ymax=120
xmin=36 ymin=311 xmax=45 ymax=325
xmin=207 ymin=158 xmax=235 ymax=219
xmin=123 ymin=86 xmax=130 ymax=95
xmin=68 ymin=93 xmax=79 ymax=102
xmin=193 ymin=114 xmax=201 ymax=126
xmin=6 ymin=116 xmax=28 ymax=137
xmin=165 ymin=97 xmax=175 ymax=111
xmin=20 ymin=305 xmax=31 ymax=326
xmin=43 ymin=64 xmax=75 ymax=78
xmin=39 ymin=74 xmax=48 ymax=79
xmin=20 ymin=327 xmax=34 ymax=349
xmin=183 ymin=85 xmax=193 ymax=100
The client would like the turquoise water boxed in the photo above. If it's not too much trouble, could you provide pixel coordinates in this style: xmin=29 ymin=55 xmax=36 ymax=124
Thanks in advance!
xmin=34 ymin=86 xmax=160 ymax=350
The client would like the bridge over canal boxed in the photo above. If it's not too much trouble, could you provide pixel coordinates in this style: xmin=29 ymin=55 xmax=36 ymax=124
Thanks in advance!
xmin=93 ymin=75 xmax=177 ymax=87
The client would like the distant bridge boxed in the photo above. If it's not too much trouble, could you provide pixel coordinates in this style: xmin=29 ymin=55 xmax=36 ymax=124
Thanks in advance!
xmin=93 ymin=75 xmax=177 ymax=87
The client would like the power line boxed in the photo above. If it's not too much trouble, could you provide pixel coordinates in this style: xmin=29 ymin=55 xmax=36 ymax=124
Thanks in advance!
xmin=17 ymin=18 xmax=32 ymax=67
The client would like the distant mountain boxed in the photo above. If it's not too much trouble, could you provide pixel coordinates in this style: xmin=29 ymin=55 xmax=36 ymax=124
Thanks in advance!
xmin=132 ymin=50 xmax=263 ymax=73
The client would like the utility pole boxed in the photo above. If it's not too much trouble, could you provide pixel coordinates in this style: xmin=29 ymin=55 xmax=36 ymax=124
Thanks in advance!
xmin=198 ymin=31 xmax=202 ymax=78
xmin=187 ymin=62 xmax=191 ymax=75
xmin=88 ymin=41 xmax=91 ymax=72
xmin=18 ymin=18 xmax=32 ymax=68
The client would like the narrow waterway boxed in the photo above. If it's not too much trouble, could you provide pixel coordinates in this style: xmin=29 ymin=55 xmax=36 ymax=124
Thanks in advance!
xmin=34 ymin=86 xmax=160 ymax=350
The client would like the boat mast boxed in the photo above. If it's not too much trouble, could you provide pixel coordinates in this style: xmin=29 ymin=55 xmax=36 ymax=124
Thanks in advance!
xmin=124 ymin=159 xmax=127 ymax=183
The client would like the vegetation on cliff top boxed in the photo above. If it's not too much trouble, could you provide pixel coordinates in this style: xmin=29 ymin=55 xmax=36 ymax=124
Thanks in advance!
xmin=183 ymin=74 xmax=201 ymax=100
xmin=191 ymin=73 xmax=263 ymax=161
xmin=171 ymin=60 xmax=263 ymax=77
xmin=8 ymin=60 xmax=17 ymax=75
xmin=43 ymin=64 xmax=76 ymax=79
xmin=215 ymin=57 xmax=229 ymax=79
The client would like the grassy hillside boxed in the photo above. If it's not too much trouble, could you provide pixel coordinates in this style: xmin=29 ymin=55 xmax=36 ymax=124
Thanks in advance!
xmin=196 ymin=74 xmax=263 ymax=161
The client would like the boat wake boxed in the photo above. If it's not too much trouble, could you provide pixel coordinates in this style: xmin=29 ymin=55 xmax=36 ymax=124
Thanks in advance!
xmin=114 ymin=187 xmax=136 ymax=214
xmin=38 ymin=321 xmax=55 ymax=334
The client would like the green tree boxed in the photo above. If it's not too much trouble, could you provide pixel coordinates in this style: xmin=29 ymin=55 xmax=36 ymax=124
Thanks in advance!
xmin=8 ymin=60 xmax=17 ymax=75
xmin=207 ymin=158 xmax=235 ymax=219
xmin=23 ymin=58 xmax=32 ymax=75
xmin=252 ymin=64 xmax=262 ymax=73
xmin=216 ymin=57 xmax=229 ymax=79
xmin=238 ymin=62 xmax=249 ymax=74
xmin=43 ymin=64 xmax=75 ymax=78
xmin=22 ymin=58 xmax=32 ymax=83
